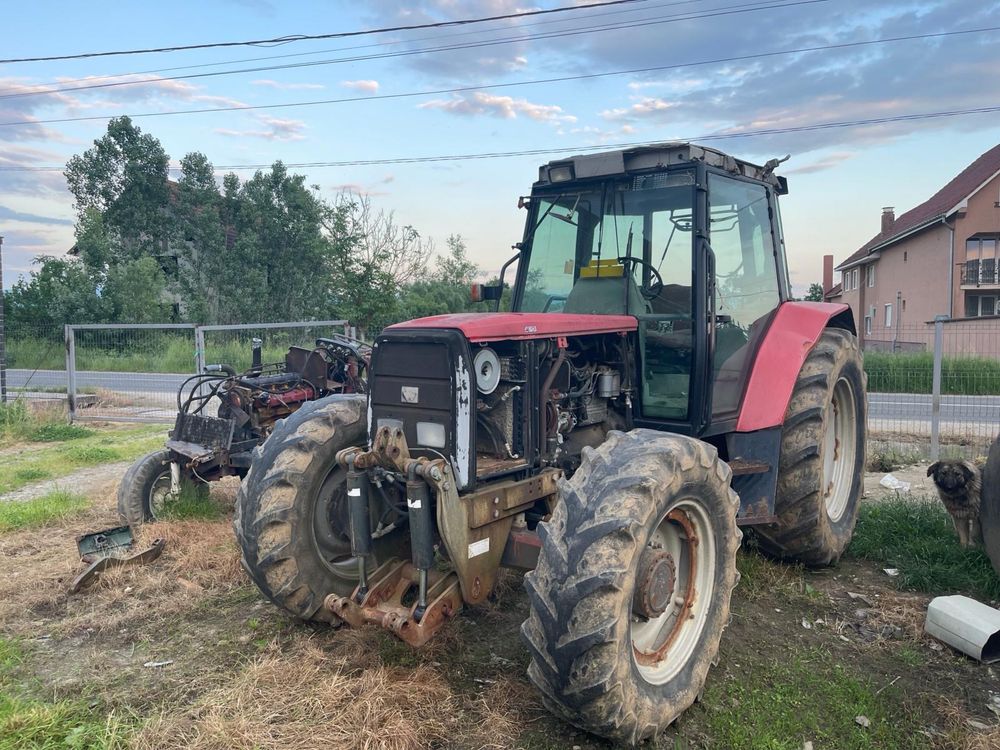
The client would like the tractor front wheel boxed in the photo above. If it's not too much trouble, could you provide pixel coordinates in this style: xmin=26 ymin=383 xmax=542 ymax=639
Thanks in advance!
xmin=234 ymin=395 xmax=407 ymax=623
xmin=755 ymin=327 xmax=866 ymax=566
xmin=522 ymin=430 xmax=741 ymax=744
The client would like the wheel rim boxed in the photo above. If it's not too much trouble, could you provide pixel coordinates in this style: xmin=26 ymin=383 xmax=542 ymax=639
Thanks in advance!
xmin=148 ymin=472 xmax=173 ymax=519
xmin=311 ymin=468 xmax=364 ymax=583
xmin=823 ymin=376 xmax=858 ymax=523
xmin=630 ymin=498 xmax=716 ymax=685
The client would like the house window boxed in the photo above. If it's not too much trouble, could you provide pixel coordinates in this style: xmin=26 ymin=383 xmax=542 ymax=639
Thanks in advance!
xmin=864 ymin=316 xmax=872 ymax=335
xmin=884 ymin=303 xmax=892 ymax=328
xmin=852 ymin=269 xmax=859 ymax=290
xmin=904 ymin=251 xmax=908 ymax=263
xmin=867 ymin=265 xmax=875 ymax=288
xmin=966 ymin=236 xmax=999 ymax=285
xmin=966 ymin=294 xmax=998 ymax=317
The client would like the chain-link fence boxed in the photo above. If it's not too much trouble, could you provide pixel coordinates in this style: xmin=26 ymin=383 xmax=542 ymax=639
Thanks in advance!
xmin=865 ymin=318 xmax=1000 ymax=461
xmin=60 ymin=320 xmax=348 ymax=423
xmin=4 ymin=324 xmax=69 ymax=410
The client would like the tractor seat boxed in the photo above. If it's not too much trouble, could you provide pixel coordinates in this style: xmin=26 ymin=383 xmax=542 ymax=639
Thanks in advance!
xmin=563 ymin=270 xmax=651 ymax=317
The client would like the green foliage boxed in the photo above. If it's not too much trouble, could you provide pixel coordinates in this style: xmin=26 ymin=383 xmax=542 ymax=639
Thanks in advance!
xmin=864 ymin=351 xmax=1000 ymax=394
xmin=703 ymin=647 xmax=924 ymax=750
xmin=848 ymin=498 xmax=1000 ymax=599
xmin=804 ymin=282 xmax=825 ymax=302
xmin=4 ymin=257 xmax=104 ymax=328
xmin=0 ymin=401 xmax=91 ymax=445
xmin=0 ymin=693 xmax=133 ymax=750
xmin=64 ymin=115 xmax=170 ymax=260
xmin=0 ymin=491 xmax=90 ymax=533
xmin=866 ymin=444 xmax=924 ymax=472
xmin=102 ymin=257 xmax=170 ymax=323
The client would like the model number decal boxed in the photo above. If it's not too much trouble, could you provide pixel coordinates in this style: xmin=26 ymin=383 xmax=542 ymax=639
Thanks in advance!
xmin=468 ymin=538 xmax=490 ymax=558
xmin=401 ymin=386 xmax=419 ymax=403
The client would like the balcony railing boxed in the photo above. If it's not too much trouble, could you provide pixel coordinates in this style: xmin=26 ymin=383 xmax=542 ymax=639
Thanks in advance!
xmin=961 ymin=259 xmax=999 ymax=286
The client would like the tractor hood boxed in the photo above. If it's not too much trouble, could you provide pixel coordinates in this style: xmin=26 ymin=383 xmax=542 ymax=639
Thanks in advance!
xmin=387 ymin=312 xmax=637 ymax=343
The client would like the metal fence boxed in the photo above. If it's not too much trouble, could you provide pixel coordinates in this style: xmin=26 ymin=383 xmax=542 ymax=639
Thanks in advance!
xmin=865 ymin=318 xmax=1000 ymax=461
xmin=60 ymin=320 xmax=348 ymax=423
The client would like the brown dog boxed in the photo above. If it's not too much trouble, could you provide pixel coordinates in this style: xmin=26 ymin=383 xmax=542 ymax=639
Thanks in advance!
xmin=927 ymin=460 xmax=983 ymax=548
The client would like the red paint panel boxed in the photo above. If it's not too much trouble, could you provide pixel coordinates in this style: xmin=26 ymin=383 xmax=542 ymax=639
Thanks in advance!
xmin=736 ymin=302 xmax=851 ymax=432
xmin=388 ymin=312 xmax=637 ymax=342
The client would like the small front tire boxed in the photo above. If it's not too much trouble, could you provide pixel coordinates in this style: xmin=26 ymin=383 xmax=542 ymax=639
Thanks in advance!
xmin=117 ymin=449 xmax=206 ymax=526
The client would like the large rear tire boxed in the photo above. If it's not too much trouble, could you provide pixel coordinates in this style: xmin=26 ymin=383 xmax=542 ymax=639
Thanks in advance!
xmin=522 ymin=430 xmax=741 ymax=744
xmin=234 ymin=395 xmax=407 ymax=623
xmin=980 ymin=437 xmax=1000 ymax=577
xmin=755 ymin=327 xmax=866 ymax=566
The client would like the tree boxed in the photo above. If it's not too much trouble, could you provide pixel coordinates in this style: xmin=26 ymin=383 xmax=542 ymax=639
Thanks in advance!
xmin=805 ymin=283 xmax=825 ymax=302
xmin=173 ymin=152 xmax=226 ymax=322
xmin=5 ymin=257 xmax=104 ymax=329
xmin=397 ymin=235 xmax=484 ymax=321
xmin=336 ymin=191 xmax=432 ymax=287
xmin=64 ymin=116 xmax=170 ymax=262
xmin=102 ymin=257 xmax=170 ymax=323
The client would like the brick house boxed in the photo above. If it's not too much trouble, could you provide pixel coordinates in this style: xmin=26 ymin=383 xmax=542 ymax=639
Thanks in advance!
xmin=831 ymin=144 xmax=1000 ymax=353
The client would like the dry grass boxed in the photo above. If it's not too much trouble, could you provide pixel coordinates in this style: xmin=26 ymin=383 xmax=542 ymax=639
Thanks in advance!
xmin=0 ymin=497 xmax=242 ymax=640
xmin=934 ymin=697 xmax=1000 ymax=750
xmin=132 ymin=641 xmax=461 ymax=750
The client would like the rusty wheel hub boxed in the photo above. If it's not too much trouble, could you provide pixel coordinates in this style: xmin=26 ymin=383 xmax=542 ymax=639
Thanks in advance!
xmin=632 ymin=548 xmax=676 ymax=619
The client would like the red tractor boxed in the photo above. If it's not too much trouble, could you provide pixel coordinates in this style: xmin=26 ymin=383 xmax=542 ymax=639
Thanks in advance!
xmin=234 ymin=142 xmax=865 ymax=743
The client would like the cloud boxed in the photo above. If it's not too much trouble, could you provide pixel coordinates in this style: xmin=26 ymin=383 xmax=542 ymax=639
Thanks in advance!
xmin=215 ymin=115 xmax=307 ymax=141
xmin=600 ymin=97 xmax=677 ymax=122
xmin=252 ymin=79 xmax=325 ymax=90
xmin=419 ymin=91 xmax=576 ymax=124
xmin=329 ymin=174 xmax=395 ymax=196
xmin=0 ymin=205 xmax=73 ymax=226
xmin=340 ymin=80 xmax=380 ymax=94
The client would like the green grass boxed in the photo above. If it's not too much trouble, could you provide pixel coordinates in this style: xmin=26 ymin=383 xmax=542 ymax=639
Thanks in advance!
xmin=9 ymin=333 xmax=315 ymax=374
xmin=0 ymin=427 xmax=166 ymax=496
xmin=703 ymin=647 xmax=926 ymax=750
xmin=0 ymin=401 xmax=94 ymax=447
xmin=157 ymin=483 xmax=223 ymax=521
xmin=0 ymin=491 xmax=90 ymax=533
xmin=848 ymin=497 xmax=1000 ymax=600
xmin=0 ymin=634 xmax=135 ymax=750
xmin=864 ymin=351 xmax=1000 ymax=394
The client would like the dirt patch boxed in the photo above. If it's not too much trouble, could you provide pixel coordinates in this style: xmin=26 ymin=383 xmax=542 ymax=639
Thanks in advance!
xmin=0 ymin=460 xmax=132 ymax=503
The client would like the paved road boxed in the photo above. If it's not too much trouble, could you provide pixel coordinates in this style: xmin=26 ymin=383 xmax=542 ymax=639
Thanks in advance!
xmin=8 ymin=368 xmax=189 ymax=394
xmin=868 ymin=392 xmax=1000 ymax=426
xmin=9 ymin=369 xmax=1000 ymax=426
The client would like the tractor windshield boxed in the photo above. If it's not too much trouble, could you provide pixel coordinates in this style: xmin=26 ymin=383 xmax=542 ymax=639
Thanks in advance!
xmin=517 ymin=171 xmax=696 ymax=317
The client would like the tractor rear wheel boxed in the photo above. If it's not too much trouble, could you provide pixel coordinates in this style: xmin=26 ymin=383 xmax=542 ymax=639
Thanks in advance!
xmin=234 ymin=395 xmax=407 ymax=623
xmin=755 ymin=327 xmax=866 ymax=566
xmin=522 ymin=430 xmax=741 ymax=744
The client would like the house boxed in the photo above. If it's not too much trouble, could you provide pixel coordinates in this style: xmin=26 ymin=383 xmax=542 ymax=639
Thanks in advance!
xmin=833 ymin=144 xmax=1000 ymax=354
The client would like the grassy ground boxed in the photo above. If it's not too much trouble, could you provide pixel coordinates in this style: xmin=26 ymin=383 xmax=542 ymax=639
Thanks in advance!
xmin=8 ymin=334 xmax=320 ymax=374
xmin=0 ymin=437 xmax=998 ymax=749
xmin=864 ymin=351 xmax=1000 ymax=395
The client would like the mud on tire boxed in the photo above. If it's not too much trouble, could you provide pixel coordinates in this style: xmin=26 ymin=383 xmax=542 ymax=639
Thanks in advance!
xmin=521 ymin=430 xmax=741 ymax=744
xmin=235 ymin=394 xmax=377 ymax=623
xmin=754 ymin=327 xmax=866 ymax=566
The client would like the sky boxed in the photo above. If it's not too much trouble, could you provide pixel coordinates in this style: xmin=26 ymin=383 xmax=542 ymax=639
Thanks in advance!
xmin=2 ymin=0 xmax=1000 ymax=296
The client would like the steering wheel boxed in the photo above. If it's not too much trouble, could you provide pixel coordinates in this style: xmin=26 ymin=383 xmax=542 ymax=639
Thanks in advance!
xmin=618 ymin=256 xmax=664 ymax=300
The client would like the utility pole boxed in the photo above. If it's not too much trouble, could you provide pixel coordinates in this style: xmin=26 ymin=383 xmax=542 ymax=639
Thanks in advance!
xmin=0 ymin=234 xmax=6 ymax=403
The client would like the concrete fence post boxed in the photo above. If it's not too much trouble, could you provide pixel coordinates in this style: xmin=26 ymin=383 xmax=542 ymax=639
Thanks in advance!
xmin=65 ymin=325 xmax=77 ymax=423
xmin=930 ymin=315 xmax=947 ymax=461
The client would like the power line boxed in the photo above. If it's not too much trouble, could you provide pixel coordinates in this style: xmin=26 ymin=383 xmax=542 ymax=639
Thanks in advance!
xmin=1 ymin=21 xmax=991 ymax=130
xmin=3 ymin=104 xmax=997 ymax=173
xmin=13 ymin=0 xmax=708 ymax=90
xmin=0 ymin=0 xmax=822 ymax=101
xmin=0 ymin=0 xmax=651 ymax=64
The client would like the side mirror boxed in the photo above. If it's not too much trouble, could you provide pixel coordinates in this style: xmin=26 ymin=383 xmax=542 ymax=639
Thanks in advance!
xmin=470 ymin=283 xmax=504 ymax=303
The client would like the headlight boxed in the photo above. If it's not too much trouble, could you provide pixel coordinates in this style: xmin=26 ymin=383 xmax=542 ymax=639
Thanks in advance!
xmin=416 ymin=421 xmax=446 ymax=448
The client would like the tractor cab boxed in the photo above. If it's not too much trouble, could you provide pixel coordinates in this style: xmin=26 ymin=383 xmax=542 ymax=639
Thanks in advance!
xmin=511 ymin=143 xmax=789 ymax=431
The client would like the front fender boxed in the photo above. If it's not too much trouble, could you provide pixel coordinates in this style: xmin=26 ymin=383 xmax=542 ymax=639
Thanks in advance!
xmin=735 ymin=302 xmax=855 ymax=432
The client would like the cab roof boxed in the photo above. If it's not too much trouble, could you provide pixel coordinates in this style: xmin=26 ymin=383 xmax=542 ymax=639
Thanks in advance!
xmin=534 ymin=141 xmax=787 ymax=193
